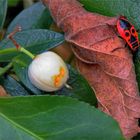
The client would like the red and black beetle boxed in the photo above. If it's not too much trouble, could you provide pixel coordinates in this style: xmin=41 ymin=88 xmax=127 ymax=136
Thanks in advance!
xmin=116 ymin=16 xmax=139 ymax=51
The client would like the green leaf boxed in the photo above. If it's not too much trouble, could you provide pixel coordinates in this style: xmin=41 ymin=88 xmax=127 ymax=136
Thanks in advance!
xmin=8 ymin=0 xmax=19 ymax=6
xmin=79 ymin=0 xmax=140 ymax=29
xmin=7 ymin=2 xmax=53 ymax=33
xmin=33 ymin=8 xmax=53 ymax=29
xmin=13 ymin=54 xmax=97 ymax=105
xmin=13 ymin=54 xmax=42 ymax=95
xmin=0 ymin=0 xmax=7 ymax=29
xmin=0 ymin=29 xmax=64 ymax=62
xmin=0 ymin=96 xmax=124 ymax=140
xmin=0 ymin=75 xmax=29 ymax=96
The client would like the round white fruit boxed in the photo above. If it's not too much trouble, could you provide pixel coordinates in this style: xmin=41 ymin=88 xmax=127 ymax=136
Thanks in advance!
xmin=28 ymin=51 xmax=69 ymax=92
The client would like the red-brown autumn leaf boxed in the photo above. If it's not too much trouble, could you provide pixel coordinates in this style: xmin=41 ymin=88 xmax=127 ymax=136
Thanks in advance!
xmin=42 ymin=0 xmax=140 ymax=139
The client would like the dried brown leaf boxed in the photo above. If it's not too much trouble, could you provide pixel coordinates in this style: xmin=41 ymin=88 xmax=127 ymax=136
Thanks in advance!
xmin=42 ymin=0 xmax=140 ymax=138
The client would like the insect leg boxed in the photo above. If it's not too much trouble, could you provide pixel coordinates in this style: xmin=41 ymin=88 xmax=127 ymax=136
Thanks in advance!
xmin=118 ymin=36 xmax=123 ymax=39
xmin=111 ymin=47 xmax=125 ymax=52
xmin=111 ymin=43 xmax=128 ymax=53
xmin=136 ymin=29 xmax=139 ymax=32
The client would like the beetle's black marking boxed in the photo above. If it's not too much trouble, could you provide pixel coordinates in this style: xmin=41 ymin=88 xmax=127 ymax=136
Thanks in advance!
xmin=130 ymin=35 xmax=136 ymax=43
xmin=131 ymin=41 xmax=138 ymax=48
xmin=125 ymin=32 xmax=130 ymax=37
xmin=119 ymin=19 xmax=131 ymax=30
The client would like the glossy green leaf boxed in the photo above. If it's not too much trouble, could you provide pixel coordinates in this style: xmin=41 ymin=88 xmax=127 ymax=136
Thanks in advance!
xmin=79 ymin=0 xmax=140 ymax=29
xmin=33 ymin=8 xmax=53 ymax=29
xmin=0 ymin=29 xmax=64 ymax=62
xmin=13 ymin=54 xmax=42 ymax=95
xmin=13 ymin=54 xmax=97 ymax=105
xmin=0 ymin=0 xmax=7 ymax=29
xmin=0 ymin=96 xmax=124 ymax=140
xmin=7 ymin=2 xmax=53 ymax=33
xmin=0 ymin=75 xmax=29 ymax=96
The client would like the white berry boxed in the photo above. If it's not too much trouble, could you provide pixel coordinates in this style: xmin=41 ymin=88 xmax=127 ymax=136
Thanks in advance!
xmin=28 ymin=51 xmax=69 ymax=92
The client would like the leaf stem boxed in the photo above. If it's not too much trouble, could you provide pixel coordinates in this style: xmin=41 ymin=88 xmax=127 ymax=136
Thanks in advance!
xmin=0 ymin=62 xmax=13 ymax=76
xmin=0 ymin=47 xmax=35 ymax=59
xmin=19 ymin=47 xmax=35 ymax=59
xmin=0 ymin=48 xmax=17 ymax=54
